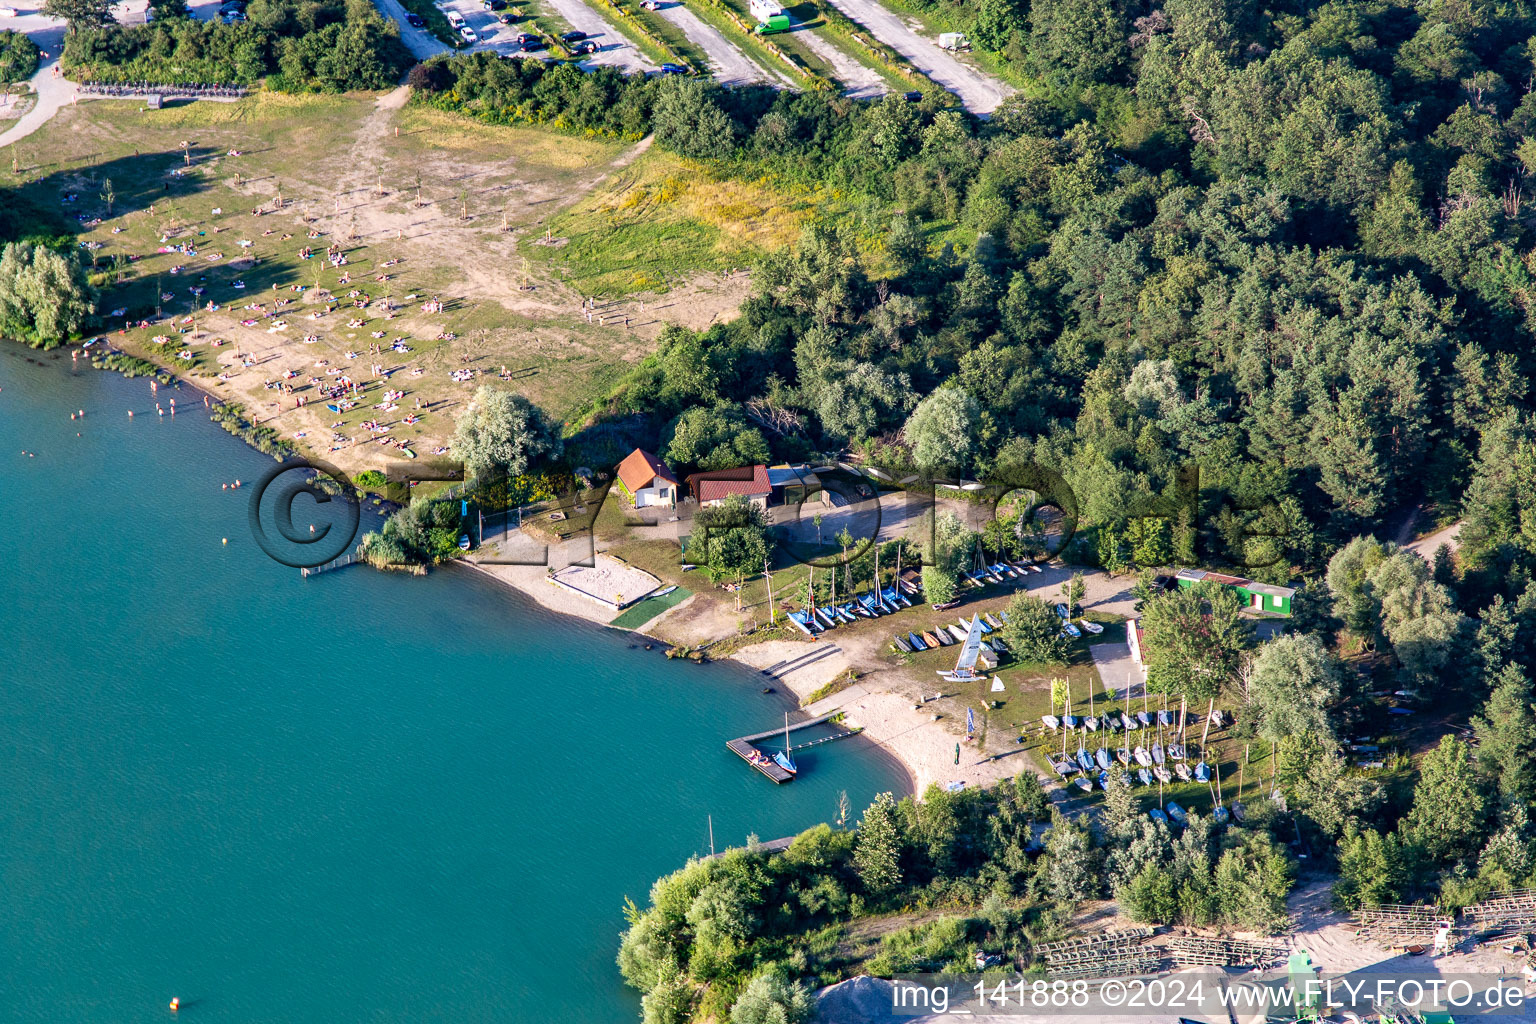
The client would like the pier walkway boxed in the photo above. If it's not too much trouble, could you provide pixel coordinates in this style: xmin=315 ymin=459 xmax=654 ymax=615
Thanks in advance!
xmin=726 ymin=712 xmax=863 ymax=783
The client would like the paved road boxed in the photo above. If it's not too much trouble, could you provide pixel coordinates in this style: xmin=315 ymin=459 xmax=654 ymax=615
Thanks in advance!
xmin=789 ymin=19 xmax=884 ymax=99
xmin=649 ymin=0 xmax=783 ymax=87
xmin=0 ymin=0 xmax=241 ymax=148
xmin=542 ymin=0 xmax=658 ymax=72
xmin=426 ymin=0 xmax=654 ymax=72
xmin=822 ymin=0 xmax=1010 ymax=113
xmin=370 ymin=0 xmax=450 ymax=58
xmin=0 ymin=4 xmax=70 ymax=148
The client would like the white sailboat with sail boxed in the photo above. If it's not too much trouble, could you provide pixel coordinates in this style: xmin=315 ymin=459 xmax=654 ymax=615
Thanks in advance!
xmin=772 ymin=712 xmax=798 ymax=776
xmin=937 ymin=615 xmax=988 ymax=683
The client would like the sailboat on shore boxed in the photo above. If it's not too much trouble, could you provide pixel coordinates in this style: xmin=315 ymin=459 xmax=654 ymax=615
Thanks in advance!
xmin=937 ymin=615 xmax=988 ymax=683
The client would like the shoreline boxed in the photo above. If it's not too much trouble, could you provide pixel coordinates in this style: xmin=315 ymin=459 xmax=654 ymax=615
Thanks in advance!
xmin=61 ymin=345 xmax=976 ymax=801
xmin=453 ymin=558 xmax=938 ymax=797
xmin=728 ymin=639 xmax=1031 ymax=797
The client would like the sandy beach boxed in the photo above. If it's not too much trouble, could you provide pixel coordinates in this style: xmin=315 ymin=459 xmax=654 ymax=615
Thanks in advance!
xmin=731 ymin=639 xmax=1032 ymax=796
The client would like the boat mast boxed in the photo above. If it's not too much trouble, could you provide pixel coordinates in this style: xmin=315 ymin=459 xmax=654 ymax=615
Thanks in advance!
xmin=873 ymin=543 xmax=881 ymax=607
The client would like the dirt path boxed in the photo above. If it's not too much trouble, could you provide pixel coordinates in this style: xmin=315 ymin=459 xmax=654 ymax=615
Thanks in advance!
xmin=0 ymin=6 xmax=72 ymax=151
xmin=789 ymin=21 xmax=886 ymax=99
xmin=1407 ymin=520 xmax=1463 ymax=561
xmin=652 ymin=0 xmax=788 ymax=87
xmin=821 ymin=0 xmax=1010 ymax=113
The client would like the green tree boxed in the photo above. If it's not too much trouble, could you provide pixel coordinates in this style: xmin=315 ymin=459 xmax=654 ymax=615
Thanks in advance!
xmin=1334 ymin=827 xmax=1416 ymax=909
xmin=694 ymin=493 xmax=771 ymax=583
xmin=1472 ymin=664 xmax=1536 ymax=799
xmin=452 ymin=386 xmax=563 ymax=480
xmin=1244 ymin=633 xmax=1343 ymax=744
xmin=0 ymin=30 xmax=41 ymax=85
xmin=902 ymin=387 xmax=980 ymax=473
xmin=1325 ymin=535 xmax=1395 ymax=638
xmin=1406 ymin=735 xmax=1490 ymax=863
xmin=1121 ymin=863 xmax=1178 ymax=924
xmin=853 ymin=792 xmax=904 ymax=895
xmin=921 ymin=565 xmax=958 ymax=606
xmin=1028 ymin=0 xmax=1126 ymax=85
xmin=1213 ymin=832 xmax=1292 ymax=933
xmin=651 ymin=76 xmax=737 ymax=161
xmin=1043 ymin=813 xmax=1098 ymax=901
xmin=0 ymin=241 xmax=95 ymax=347
xmin=730 ymin=971 xmax=815 ymax=1024
xmin=662 ymin=403 xmax=770 ymax=473
xmin=1368 ymin=551 xmax=1467 ymax=687
xmin=41 ymin=0 xmax=113 ymax=31
xmin=1139 ymin=581 xmax=1252 ymax=700
xmin=812 ymin=361 xmax=916 ymax=445
xmin=1001 ymin=593 xmax=1069 ymax=663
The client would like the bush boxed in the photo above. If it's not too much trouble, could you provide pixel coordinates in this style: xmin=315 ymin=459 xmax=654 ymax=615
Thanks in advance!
xmin=0 ymin=29 xmax=41 ymax=85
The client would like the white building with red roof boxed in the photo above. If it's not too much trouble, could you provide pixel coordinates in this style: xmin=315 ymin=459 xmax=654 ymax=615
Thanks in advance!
xmin=687 ymin=465 xmax=772 ymax=509
xmin=615 ymin=448 xmax=679 ymax=509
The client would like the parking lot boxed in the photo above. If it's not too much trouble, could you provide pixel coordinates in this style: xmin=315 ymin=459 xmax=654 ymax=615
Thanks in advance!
xmin=433 ymin=0 xmax=655 ymax=73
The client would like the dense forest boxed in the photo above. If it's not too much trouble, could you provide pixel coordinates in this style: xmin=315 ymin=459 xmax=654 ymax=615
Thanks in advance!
xmin=423 ymin=0 xmax=1536 ymax=598
xmin=545 ymin=0 xmax=1536 ymax=1020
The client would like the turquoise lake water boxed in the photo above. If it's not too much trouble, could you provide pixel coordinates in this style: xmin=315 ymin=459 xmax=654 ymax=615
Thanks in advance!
xmin=0 ymin=344 xmax=908 ymax=1023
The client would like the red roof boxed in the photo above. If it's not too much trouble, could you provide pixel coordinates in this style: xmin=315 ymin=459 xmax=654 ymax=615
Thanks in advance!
xmin=689 ymin=465 xmax=771 ymax=503
xmin=617 ymin=449 xmax=677 ymax=494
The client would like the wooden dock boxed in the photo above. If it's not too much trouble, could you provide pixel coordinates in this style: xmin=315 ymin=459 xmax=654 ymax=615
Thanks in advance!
xmin=726 ymin=713 xmax=864 ymax=783
xmin=301 ymin=547 xmax=363 ymax=578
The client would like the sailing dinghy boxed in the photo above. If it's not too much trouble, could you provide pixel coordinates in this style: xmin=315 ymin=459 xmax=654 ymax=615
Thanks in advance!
xmin=937 ymin=616 xmax=988 ymax=683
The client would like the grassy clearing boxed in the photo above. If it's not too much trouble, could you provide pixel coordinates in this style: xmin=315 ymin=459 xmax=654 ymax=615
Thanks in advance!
xmin=530 ymin=148 xmax=829 ymax=294
xmin=393 ymin=104 xmax=629 ymax=166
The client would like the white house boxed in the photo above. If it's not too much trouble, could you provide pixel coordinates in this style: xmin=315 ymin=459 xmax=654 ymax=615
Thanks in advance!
xmin=617 ymin=448 xmax=679 ymax=509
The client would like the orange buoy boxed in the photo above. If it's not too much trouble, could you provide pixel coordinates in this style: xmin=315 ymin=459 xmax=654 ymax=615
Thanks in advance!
xmin=169 ymin=997 xmax=179 ymax=1011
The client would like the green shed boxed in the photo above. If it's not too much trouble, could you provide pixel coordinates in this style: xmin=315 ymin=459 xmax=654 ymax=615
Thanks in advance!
xmin=1174 ymin=568 xmax=1294 ymax=616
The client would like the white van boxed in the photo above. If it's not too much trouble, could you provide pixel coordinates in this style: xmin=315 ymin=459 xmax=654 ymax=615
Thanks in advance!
xmin=445 ymin=10 xmax=464 ymax=27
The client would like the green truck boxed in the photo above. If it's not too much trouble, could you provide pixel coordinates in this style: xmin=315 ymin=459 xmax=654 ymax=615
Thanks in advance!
xmin=755 ymin=12 xmax=790 ymax=33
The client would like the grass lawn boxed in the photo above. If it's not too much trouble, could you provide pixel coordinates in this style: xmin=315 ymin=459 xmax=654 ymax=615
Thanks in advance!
xmin=611 ymin=585 xmax=693 ymax=628
xmin=7 ymin=93 xmax=710 ymax=476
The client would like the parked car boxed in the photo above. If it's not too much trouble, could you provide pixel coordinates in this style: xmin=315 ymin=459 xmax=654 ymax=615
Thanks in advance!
xmin=902 ymin=90 xmax=922 ymax=102
xmin=405 ymin=12 xmax=424 ymax=25
xmin=445 ymin=10 xmax=464 ymax=26
xmin=572 ymin=38 xmax=598 ymax=54
xmin=480 ymin=0 xmax=505 ymax=9
xmin=497 ymin=11 xmax=517 ymax=22
xmin=0 ymin=6 xmax=18 ymax=15
xmin=559 ymin=29 xmax=586 ymax=42
xmin=460 ymin=25 xmax=478 ymax=42
xmin=640 ymin=0 xmax=662 ymax=8
xmin=516 ymin=32 xmax=543 ymax=49
xmin=658 ymin=62 xmax=686 ymax=73
xmin=221 ymin=10 xmax=245 ymax=22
